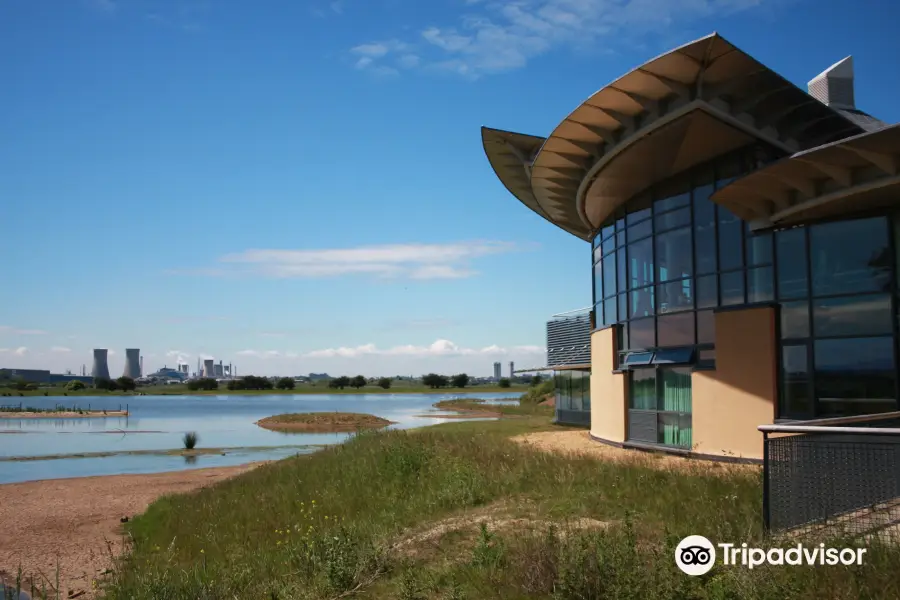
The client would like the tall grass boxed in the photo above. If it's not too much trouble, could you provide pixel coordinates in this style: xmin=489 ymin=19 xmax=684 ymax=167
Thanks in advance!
xmin=101 ymin=419 xmax=900 ymax=599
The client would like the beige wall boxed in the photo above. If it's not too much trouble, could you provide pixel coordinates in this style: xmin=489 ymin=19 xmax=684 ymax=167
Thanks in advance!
xmin=590 ymin=327 xmax=628 ymax=444
xmin=692 ymin=306 xmax=778 ymax=460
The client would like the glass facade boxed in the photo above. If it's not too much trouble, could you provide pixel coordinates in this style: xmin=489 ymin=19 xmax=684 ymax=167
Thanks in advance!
xmin=554 ymin=370 xmax=591 ymax=426
xmin=591 ymin=144 xmax=900 ymax=442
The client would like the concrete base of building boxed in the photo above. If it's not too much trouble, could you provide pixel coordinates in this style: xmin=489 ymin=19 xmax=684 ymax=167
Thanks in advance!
xmin=588 ymin=432 xmax=763 ymax=465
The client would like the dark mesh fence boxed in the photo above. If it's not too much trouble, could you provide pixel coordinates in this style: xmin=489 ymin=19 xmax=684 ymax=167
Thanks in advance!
xmin=763 ymin=417 xmax=900 ymax=536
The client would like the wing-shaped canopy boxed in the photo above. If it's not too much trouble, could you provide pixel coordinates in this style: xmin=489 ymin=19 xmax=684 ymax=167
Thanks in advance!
xmin=711 ymin=124 xmax=900 ymax=229
xmin=483 ymin=33 xmax=866 ymax=239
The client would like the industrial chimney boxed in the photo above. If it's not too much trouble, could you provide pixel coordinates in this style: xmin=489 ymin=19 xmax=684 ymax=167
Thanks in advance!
xmin=123 ymin=349 xmax=141 ymax=379
xmin=808 ymin=56 xmax=855 ymax=109
xmin=91 ymin=349 xmax=110 ymax=380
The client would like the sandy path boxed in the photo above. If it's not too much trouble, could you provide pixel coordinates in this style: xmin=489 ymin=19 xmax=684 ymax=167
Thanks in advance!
xmin=0 ymin=463 xmax=263 ymax=598
xmin=511 ymin=429 xmax=759 ymax=473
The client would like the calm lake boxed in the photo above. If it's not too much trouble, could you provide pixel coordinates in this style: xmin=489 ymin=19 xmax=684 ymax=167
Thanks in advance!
xmin=0 ymin=392 xmax=517 ymax=484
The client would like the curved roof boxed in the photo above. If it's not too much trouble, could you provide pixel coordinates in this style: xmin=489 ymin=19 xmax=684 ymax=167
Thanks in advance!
xmin=481 ymin=126 xmax=592 ymax=239
xmin=482 ymin=32 xmax=866 ymax=239
xmin=711 ymin=123 xmax=900 ymax=229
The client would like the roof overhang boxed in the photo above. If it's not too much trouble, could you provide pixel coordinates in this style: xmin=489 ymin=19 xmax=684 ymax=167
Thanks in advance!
xmin=482 ymin=32 xmax=864 ymax=239
xmin=711 ymin=123 xmax=900 ymax=230
xmin=481 ymin=127 xmax=592 ymax=240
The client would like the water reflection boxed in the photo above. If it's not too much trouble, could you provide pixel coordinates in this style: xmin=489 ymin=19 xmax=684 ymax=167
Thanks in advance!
xmin=0 ymin=392 xmax=516 ymax=484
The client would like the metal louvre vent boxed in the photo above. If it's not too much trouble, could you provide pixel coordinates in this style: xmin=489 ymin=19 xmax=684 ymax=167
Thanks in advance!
xmin=546 ymin=314 xmax=592 ymax=367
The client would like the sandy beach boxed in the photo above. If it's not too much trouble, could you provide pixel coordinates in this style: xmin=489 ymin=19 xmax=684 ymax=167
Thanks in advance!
xmin=0 ymin=463 xmax=263 ymax=598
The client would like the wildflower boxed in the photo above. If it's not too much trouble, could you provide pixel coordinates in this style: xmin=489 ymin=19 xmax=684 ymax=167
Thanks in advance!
xmin=200 ymin=549 xmax=205 ymax=554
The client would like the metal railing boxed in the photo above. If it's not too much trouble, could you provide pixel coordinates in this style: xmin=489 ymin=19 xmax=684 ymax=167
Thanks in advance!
xmin=760 ymin=411 xmax=900 ymax=537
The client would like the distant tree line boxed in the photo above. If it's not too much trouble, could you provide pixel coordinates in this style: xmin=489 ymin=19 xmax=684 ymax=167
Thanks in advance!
xmin=94 ymin=377 xmax=137 ymax=392
xmin=187 ymin=378 xmax=219 ymax=391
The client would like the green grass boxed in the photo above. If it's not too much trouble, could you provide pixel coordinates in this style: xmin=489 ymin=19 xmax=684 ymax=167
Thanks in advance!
xmin=99 ymin=411 xmax=900 ymax=599
xmin=434 ymin=397 xmax=555 ymax=418
xmin=0 ymin=382 xmax=529 ymax=397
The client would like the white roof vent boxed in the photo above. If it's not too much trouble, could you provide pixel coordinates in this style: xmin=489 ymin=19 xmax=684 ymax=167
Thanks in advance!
xmin=808 ymin=56 xmax=855 ymax=109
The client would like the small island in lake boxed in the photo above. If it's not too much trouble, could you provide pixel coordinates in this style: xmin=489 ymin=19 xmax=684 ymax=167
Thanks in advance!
xmin=0 ymin=405 xmax=128 ymax=419
xmin=255 ymin=412 xmax=395 ymax=433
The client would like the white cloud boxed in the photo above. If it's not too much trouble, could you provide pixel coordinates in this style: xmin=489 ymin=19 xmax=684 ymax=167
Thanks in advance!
xmin=166 ymin=350 xmax=192 ymax=364
xmin=185 ymin=241 xmax=528 ymax=280
xmin=51 ymin=346 xmax=72 ymax=353
xmin=0 ymin=326 xmax=48 ymax=335
xmin=350 ymin=0 xmax=773 ymax=77
xmin=302 ymin=339 xmax=545 ymax=359
xmin=14 ymin=347 xmax=28 ymax=356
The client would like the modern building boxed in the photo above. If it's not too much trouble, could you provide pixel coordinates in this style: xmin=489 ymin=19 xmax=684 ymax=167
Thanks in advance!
xmin=123 ymin=349 xmax=141 ymax=379
xmin=214 ymin=362 xmax=224 ymax=378
xmin=203 ymin=359 xmax=215 ymax=378
xmin=509 ymin=361 xmax=515 ymax=379
xmin=492 ymin=362 xmax=502 ymax=380
xmin=482 ymin=33 xmax=897 ymax=461
xmin=91 ymin=349 xmax=110 ymax=380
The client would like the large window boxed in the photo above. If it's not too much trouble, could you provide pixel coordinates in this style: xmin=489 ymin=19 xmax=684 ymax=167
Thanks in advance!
xmin=776 ymin=216 xmax=897 ymax=419
xmin=591 ymin=146 xmax=776 ymax=371
xmin=591 ymin=147 xmax=900 ymax=422
xmin=628 ymin=366 xmax=693 ymax=449
xmin=555 ymin=370 xmax=591 ymax=426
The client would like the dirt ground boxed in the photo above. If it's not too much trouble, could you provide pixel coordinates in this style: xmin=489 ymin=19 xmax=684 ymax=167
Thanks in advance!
xmin=0 ymin=463 xmax=263 ymax=598
xmin=511 ymin=429 xmax=759 ymax=474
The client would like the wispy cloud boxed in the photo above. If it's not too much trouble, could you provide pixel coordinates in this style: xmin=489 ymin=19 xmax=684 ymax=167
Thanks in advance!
xmin=175 ymin=241 xmax=530 ymax=280
xmin=85 ymin=0 xmax=116 ymax=12
xmin=0 ymin=347 xmax=30 ymax=356
xmin=349 ymin=0 xmax=771 ymax=77
xmin=0 ymin=326 xmax=48 ymax=336
xmin=166 ymin=350 xmax=192 ymax=364
xmin=51 ymin=346 xmax=72 ymax=353
xmin=312 ymin=0 xmax=347 ymax=18
xmin=303 ymin=339 xmax=545 ymax=359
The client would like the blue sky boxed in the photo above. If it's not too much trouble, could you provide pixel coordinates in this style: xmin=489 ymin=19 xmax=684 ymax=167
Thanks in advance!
xmin=1 ymin=0 xmax=899 ymax=377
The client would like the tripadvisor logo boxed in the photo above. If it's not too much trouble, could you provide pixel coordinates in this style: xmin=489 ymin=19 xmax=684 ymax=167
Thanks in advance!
xmin=675 ymin=535 xmax=716 ymax=576
xmin=675 ymin=535 xmax=868 ymax=575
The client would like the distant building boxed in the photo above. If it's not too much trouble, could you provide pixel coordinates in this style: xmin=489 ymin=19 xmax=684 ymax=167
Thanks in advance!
xmin=0 ymin=368 xmax=51 ymax=383
xmin=92 ymin=349 xmax=110 ymax=380
xmin=509 ymin=361 xmax=515 ymax=379
xmin=214 ymin=363 xmax=224 ymax=378
xmin=123 ymin=349 xmax=141 ymax=379
xmin=492 ymin=362 xmax=501 ymax=380
xmin=148 ymin=366 xmax=186 ymax=381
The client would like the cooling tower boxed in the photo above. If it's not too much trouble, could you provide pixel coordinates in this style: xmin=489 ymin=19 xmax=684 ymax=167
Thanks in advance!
xmin=92 ymin=349 xmax=110 ymax=380
xmin=203 ymin=359 xmax=215 ymax=378
xmin=123 ymin=349 xmax=141 ymax=379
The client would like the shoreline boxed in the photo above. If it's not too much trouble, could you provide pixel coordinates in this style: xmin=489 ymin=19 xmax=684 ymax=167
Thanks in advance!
xmin=0 ymin=410 xmax=128 ymax=419
xmin=0 ymin=444 xmax=320 ymax=462
xmin=0 ymin=463 xmax=266 ymax=598
xmin=1 ymin=386 xmax=525 ymax=398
